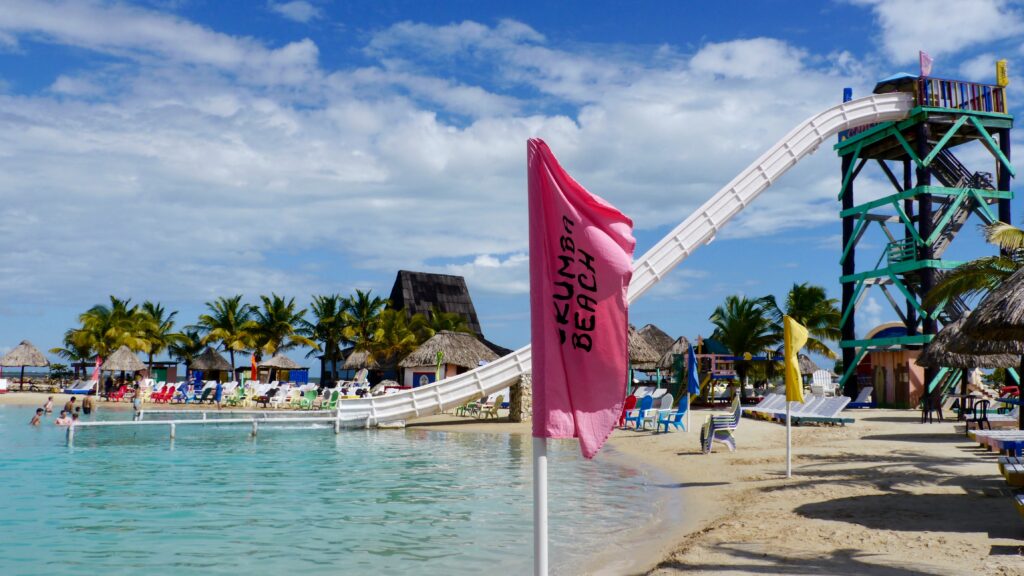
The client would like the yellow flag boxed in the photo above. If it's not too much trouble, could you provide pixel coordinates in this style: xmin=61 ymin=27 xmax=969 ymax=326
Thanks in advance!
xmin=783 ymin=316 xmax=808 ymax=403
xmin=997 ymin=59 xmax=1009 ymax=87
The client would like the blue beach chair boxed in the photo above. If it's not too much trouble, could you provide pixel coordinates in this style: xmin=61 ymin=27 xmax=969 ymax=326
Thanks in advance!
xmin=656 ymin=396 xmax=688 ymax=433
xmin=623 ymin=395 xmax=654 ymax=430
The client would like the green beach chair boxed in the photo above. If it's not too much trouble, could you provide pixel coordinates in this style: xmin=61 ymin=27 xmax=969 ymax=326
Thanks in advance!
xmin=299 ymin=390 xmax=318 ymax=410
xmin=321 ymin=390 xmax=339 ymax=410
xmin=478 ymin=395 xmax=503 ymax=419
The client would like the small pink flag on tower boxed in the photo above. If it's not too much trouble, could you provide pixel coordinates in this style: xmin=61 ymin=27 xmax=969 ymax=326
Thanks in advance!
xmin=919 ymin=51 xmax=933 ymax=77
xmin=528 ymin=138 xmax=636 ymax=459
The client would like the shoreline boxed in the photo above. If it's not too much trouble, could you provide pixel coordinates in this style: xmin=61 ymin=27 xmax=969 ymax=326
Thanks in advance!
xmin=5 ymin=392 xmax=1023 ymax=574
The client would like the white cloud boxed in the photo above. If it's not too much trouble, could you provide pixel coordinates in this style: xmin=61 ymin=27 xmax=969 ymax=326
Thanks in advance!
xmin=440 ymin=253 xmax=529 ymax=295
xmin=959 ymin=53 xmax=1000 ymax=81
xmin=268 ymin=1 xmax=321 ymax=23
xmin=0 ymin=0 xmax=319 ymax=85
xmin=851 ymin=0 xmax=1024 ymax=65
xmin=50 ymin=74 xmax=103 ymax=96
xmin=3 ymin=11 xmax=1011 ymax=321
xmin=856 ymin=296 xmax=886 ymax=337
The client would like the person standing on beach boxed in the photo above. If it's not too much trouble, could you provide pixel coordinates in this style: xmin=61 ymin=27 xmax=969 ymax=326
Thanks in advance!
xmin=214 ymin=380 xmax=224 ymax=409
xmin=43 ymin=396 xmax=53 ymax=414
xmin=30 ymin=408 xmax=43 ymax=426
xmin=63 ymin=397 xmax=76 ymax=414
xmin=132 ymin=392 xmax=142 ymax=419
xmin=82 ymin=394 xmax=94 ymax=415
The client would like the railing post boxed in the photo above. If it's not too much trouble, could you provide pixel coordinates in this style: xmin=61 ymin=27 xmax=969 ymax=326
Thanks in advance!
xmin=169 ymin=423 xmax=176 ymax=439
xmin=67 ymin=424 xmax=74 ymax=446
xmin=334 ymin=408 xmax=341 ymax=434
xmin=251 ymin=419 xmax=258 ymax=437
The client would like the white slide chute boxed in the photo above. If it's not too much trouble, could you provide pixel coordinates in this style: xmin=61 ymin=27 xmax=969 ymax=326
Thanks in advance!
xmin=336 ymin=93 xmax=915 ymax=426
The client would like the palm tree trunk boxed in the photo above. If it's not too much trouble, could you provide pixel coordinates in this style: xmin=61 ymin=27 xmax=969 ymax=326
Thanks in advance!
xmin=228 ymin=349 xmax=236 ymax=381
xmin=148 ymin=352 xmax=154 ymax=378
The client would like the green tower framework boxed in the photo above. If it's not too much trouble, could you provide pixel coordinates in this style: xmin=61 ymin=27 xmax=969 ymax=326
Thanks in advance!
xmin=836 ymin=75 xmax=1014 ymax=400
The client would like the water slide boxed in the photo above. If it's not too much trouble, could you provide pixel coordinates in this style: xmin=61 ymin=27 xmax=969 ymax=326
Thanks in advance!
xmin=335 ymin=93 xmax=916 ymax=427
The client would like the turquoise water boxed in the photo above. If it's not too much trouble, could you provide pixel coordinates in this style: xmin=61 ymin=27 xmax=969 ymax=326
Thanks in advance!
xmin=0 ymin=405 xmax=674 ymax=575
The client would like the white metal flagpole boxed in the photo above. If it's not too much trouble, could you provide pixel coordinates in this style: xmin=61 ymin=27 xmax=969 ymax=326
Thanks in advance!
xmin=533 ymin=436 xmax=549 ymax=575
xmin=786 ymin=401 xmax=792 ymax=478
xmin=686 ymin=396 xmax=691 ymax=432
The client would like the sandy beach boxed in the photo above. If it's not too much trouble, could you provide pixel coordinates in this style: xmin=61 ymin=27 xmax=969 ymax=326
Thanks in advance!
xmin=5 ymin=391 xmax=1023 ymax=574
xmin=409 ymin=406 xmax=1024 ymax=575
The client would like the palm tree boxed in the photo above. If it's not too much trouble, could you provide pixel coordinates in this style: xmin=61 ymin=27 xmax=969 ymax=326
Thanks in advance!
xmin=70 ymin=296 xmax=150 ymax=359
xmin=169 ymin=329 xmax=204 ymax=378
xmin=425 ymin=306 xmax=471 ymax=336
xmin=343 ymin=289 xmax=387 ymax=351
xmin=248 ymin=293 xmax=318 ymax=359
xmin=299 ymin=294 xmax=350 ymax=383
xmin=140 ymin=301 xmax=185 ymax=374
xmin=368 ymin=309 xmax=425 ymax=375
xmin=762 ymin=283 xmax=841 ymax=359
xmin=924 ymin=222 xmax=1024 ymax=310
xmin=50 ymin=330 xmax=95 ymax=379
xmin=709 ymin=295 xmax=776 ymax=400
xmin=195 ymin=295 xmax=254 ymax=378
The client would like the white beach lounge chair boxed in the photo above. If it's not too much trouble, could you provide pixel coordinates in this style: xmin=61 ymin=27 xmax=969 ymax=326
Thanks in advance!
xmin=810 ymin=370 xmax=835 ymax=396
xmin=0 ymin=378 xmax=7 ymax=394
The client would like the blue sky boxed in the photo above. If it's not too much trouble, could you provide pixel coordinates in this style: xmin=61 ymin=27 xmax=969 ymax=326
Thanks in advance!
xmin=0 ymin=0 xmax=1021 ymax=373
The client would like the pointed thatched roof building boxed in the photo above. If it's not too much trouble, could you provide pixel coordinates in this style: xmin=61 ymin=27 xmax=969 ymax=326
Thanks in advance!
xmin=102 ymin=346 xmax=146 ymax=372
xmin=389 ymin=270 xmax=483 ymax=336
xmin=399 ymin=330 xmax=499 ymax=369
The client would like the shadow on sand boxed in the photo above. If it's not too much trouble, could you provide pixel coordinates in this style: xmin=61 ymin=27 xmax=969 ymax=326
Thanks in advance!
xmin=653 ymin=543 xmax=949 ymax=575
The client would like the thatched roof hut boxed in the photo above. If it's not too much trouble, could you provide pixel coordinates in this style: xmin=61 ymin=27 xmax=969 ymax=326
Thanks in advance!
xmin=399 ymin=331 xmax=498 ymax=369
xmin=798 ymin=354 xmax=819 ymax=375
xmin=639 ymin=324 xmax=675 ymax=358
xmin=342 ymin=349 xmax=380 ymax=370
xmin=1 ymin=340 xmax=49 ymax=368
xmin=1 ymin=340 xmax=49 ymax=387
xmin=191 ymin=347 xmax=232 ymax=372
xmin=102 ymin=345 xmax=146 ymax=372
xmin=657 ymin=336 xmax=691 ymax=370
xmin=259 ymin=355 xmax=303 ymax=370
xmin=961 ymin=267 xmax=1024 ymax=341
xmin=921 ymin=317 xmax=1021 ymax=368
xmin=628 ymin=325 xmax=660 ymax=371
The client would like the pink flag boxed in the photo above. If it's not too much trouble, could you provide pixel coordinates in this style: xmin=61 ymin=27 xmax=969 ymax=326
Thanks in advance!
xmin=90 ymin=357 xmax=101 ymax=381
xmin=919 ymin=51 xmax=933 ymax=77
xmin=528 ymin=138 xmax=636 ymax=459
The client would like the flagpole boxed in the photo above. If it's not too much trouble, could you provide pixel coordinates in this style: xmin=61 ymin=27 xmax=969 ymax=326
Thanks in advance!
xmin=686 ymin=395 xmax=691 ymax=433
xmin=533 ymin=436 xmax=548 ymax=575
xmin=786 ymin=401 xmax=792 ymax=478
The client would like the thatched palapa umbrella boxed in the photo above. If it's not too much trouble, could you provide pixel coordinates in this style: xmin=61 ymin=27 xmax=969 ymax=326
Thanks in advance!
xmin=101 ymin=345 xmax=146 ymax=373
xmin=192 ymin=347 xmax=232 ymax=380
xmin=628 ymin=325 xmax=660 ymax=376
xmin=960 ymin=267 xmax=1024 ymax=429
xmin=341 ymin=349 xmax=380 ymax=371
xmin=639 ymin=324 xmax=675 ymax=358
xmin=918 ymin=317 xmax=1019 ymax=401
xmin=797 ymin=354 xmax=819 ymax=376
xmin=1 ymin=340 xmax=49 ymax=390
xmin=399 ymin=330 xmax=498 ymax=372
xmin=259 ymin=354 xmax=304 ymax=383
xmin=656 ymin=336 xmax=692 ymax=399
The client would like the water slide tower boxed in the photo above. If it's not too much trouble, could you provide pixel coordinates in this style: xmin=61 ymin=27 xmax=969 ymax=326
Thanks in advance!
xmin=836 ymin=69 xmax=1013 ymax=404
